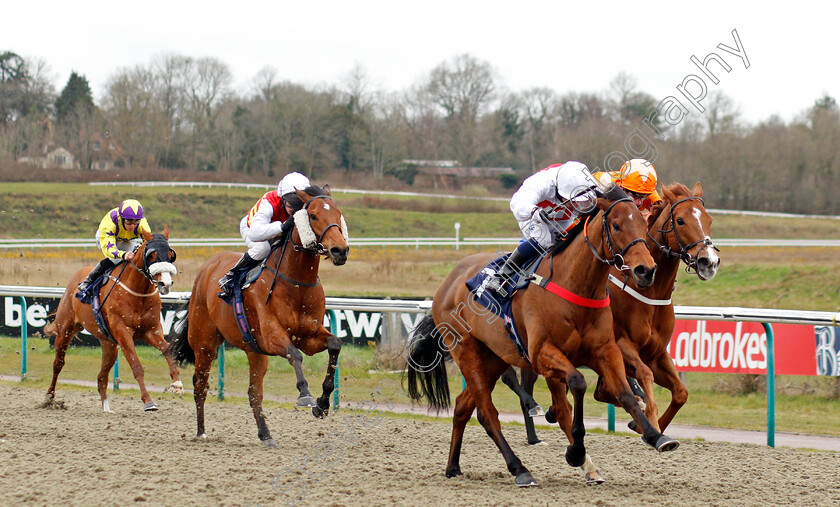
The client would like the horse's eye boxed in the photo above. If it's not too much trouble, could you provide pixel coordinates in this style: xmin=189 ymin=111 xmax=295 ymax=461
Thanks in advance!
xmin=309 ymin=213 xmax=317 ymax=221
xmin=612 ymin=222 xmax=620 ymax=232
xmin=676 ymin=218 xmax=685 ymax=226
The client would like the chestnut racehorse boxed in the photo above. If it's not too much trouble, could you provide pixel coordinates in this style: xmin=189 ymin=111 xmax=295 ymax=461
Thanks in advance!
xmin=507 ymin=182 xmax=720 ymax=445
xmin=406 ymin=186 xmax=678 ymax=487
xmin=44 ymin=227 xmax=181 ymax=412
xmin=170 ymin=185 xmax=349 ymax=447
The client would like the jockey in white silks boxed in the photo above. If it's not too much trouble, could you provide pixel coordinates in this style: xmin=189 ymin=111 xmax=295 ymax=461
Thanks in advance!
xmin=484 ymin=161 xmax=600 ymax=298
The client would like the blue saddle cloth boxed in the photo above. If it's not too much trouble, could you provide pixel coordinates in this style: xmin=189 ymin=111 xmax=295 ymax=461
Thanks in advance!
xmin=74 ymin=272 xmax=118 ymax=343
xmin=465 ymin=254 xmax=541 ymax=363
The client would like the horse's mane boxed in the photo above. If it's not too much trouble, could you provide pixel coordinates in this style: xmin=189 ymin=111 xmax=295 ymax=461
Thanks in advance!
xmin=285 ymin=184 xmax=327 ymax=213
xmin=647 ymin=182 xmax=693 ymax=229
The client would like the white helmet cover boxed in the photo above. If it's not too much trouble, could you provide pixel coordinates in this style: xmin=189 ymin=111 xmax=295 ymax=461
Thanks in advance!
xmin=555 ymin=161 xmax=598 ymax=202
xmin=277 ymin=172 xmax=311 ymax=197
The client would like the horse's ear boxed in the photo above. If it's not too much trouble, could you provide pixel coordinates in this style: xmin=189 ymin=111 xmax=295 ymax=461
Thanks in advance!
xmin=595 ymin=197 xmax=611 ymax=211
xmin=692 ymin=182 xmax=703 ymax=198
xmin=141 ymin=230 xmax=153 ymax=242
xmin=661 ymin=184 xmax=677 ymax=204
xmin=323 ymin=184 xmax=331 ymax=196
xmin=163 ymin=225 xmax=170 ymax=240
xmin=294 ymin=189 xmax=309 ymax=204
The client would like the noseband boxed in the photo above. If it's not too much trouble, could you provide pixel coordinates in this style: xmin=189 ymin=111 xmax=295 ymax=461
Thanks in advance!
xmin=585 ymin=198 xmax=646 ymax=271
xmin=130 ymin=235 xmax=177 ymax=285
xmin=648 ymin=196 xmax=719 ymax=274
xmin=293 ymin=194 xmax=342 ymax=256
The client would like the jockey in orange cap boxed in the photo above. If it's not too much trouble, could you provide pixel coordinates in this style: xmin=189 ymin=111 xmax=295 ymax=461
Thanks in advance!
xmin=594 ymin=159 xmax=662 ymax=213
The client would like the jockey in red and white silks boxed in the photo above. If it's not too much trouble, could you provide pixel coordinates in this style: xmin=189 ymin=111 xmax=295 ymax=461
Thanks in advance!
xmin=485 ymin=161 xmax=600 ymax=297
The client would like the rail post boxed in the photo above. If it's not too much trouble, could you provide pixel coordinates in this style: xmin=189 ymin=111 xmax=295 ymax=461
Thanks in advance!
xmin=218 ymin=342 xmax=225 ymax=401
xmin=113 ymin=352 xmax=119 ymax=391
xmin=19 ymin=296 xmax=27 ymax=380
xmin=764 ymin=322 xmax=775 ymax=447
xmin=328 ymin=310 xmax=340 ymax=411
xmin=607 ymin=404 xmax=615 ymax=432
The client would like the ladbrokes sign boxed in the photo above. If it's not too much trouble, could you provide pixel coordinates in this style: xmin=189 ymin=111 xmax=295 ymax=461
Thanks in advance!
xmin=668 ymin=320 xmax=838 ymax=376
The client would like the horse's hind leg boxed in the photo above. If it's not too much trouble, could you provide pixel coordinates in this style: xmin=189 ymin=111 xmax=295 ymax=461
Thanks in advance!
xmin=245 ymin=351 xmax=277 ymax=447
xmin=192 ymin=343 xmax=218 ymax=439
xmin=97 ymin=341 xmax=118 ymax=413
xmin=446 ymin=385 xmax=475 ymax=477
xmin=459 ymin=339 xmax=536 ymax=486
xmin=283 ymin=344 xmax=315 ymax=408
xmin=46 ymin=320 xmax=81 ymax=403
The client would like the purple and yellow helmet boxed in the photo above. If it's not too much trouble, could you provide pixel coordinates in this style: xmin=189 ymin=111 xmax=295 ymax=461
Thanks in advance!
xmin=118 ymin=199 xmax=144 ymax=220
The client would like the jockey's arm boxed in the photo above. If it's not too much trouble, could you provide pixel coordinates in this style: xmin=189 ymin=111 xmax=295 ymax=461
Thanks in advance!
xmin=97 ymin=213 xmax=126 ymax=260
xmin=247 ymin=199 xmax=284 ymax=243
xmin=137 ymin=217 xmax=152 ymax=235
xmin=510 ymin=174 xmax=552 ymax=222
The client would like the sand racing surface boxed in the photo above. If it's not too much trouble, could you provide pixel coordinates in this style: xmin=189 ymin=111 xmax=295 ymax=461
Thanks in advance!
xmin=1 ymin=381 xmax=838 ymax=506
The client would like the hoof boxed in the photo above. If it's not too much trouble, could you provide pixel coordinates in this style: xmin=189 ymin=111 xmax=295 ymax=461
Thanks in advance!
xmin=529 ymin=440 xmax=548 ymax=446
xmin=655 ymin=435 xmax=680 ymax=452
xmin=544 ymin=406 xmax=556 ymax=424
xmin=143 ymin=401 xmax=159 ymax=412
xmin=261 ymin=438 xmax=278 ymax=448
xmin=445 ymin=467 xmax=463 ymax=478
xmin=528 ymin=405 xmax=544 ymax=417
xmin=167 ymin=381 xmax=184 ymax=395
xmin=297 ymin=395 xmax=317 ymax=408
xmin=312 ymin=405 xmax=329 ymax=419
xmin=197 ymin=433 xmax=208 ymax=439
xmin=585 ymin=470 xmax=606 ymax=485
xmin=565 ymin=446 xmax=586 ymax=468
xmin=627 ymin=420 xmax=641 ymax=433
xmin=515 ymin=472 xmax=538 ymax=487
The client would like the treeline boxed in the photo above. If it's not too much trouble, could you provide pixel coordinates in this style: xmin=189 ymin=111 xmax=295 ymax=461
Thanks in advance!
xmin=1 ymin=50 xmax=839 ymax=213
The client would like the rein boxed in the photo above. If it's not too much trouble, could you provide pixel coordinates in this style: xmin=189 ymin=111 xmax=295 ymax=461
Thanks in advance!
xmin=647 ymin=196 xmax=719 ymax=275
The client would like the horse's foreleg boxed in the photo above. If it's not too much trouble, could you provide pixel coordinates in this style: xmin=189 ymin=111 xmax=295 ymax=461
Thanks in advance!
xmin=97 ymin=341 xmax=119 ymax=413
xmin=313 ymin=334 xmax=340 ymax=419
xmin=141 ymin=327 xmax=183 ymax=394
xmin=520 ymin=368 xmax=544 ymax=445
xmin=593 ymin=346 xmax=678 ymax=452
xmin=537 ymin=342 xmax=587 ymax=469
xmin=115 ymin=337 xmax=157 ymax=411
xmin=245 ymin=352 xmax=276 ymax=447
xmin=614 ymin=341 xmax=658 ymax=433
xmin=649 ymin=351 xmax=689 ymax=432
xmin=285 ymin=344 xmax=315 ymax=408
xmin=446 ymin=386 xmax=475 ymax=478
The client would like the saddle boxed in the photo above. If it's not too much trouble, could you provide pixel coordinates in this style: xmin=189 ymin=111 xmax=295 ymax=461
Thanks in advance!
xmin=464 ymin=252 xmax=546 ymax=364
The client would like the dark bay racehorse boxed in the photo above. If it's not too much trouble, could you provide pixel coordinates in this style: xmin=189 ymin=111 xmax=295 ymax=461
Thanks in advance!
xmin=44 ymin=227 xmax=181 ymax=412
xmin=407 ymin=187 xmax=678 ymax=487
xmin=170 ymin=185 xmax=349 ymax=447
xmin=507 ymin=182 xmax=720 ymax=445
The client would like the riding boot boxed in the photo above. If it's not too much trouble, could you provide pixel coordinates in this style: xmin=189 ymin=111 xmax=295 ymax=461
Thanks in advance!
xmin=485 ymin=239 xmax=541 ymax=298
xmin=77 ymin=258 xmax=114 ymax=293
xmin=218 ymin=253 xmax=260 ymax=298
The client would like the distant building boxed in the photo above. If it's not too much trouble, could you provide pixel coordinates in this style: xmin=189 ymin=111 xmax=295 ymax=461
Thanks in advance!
xmin=406 ymin=161 xmax=515 ymax=189
xmin=18 ymin=147 xmax=75 ymax=170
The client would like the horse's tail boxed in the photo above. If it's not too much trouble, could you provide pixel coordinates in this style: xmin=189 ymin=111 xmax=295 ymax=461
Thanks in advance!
xmin=405 ymin=314 xmax=451 ymax=411
xmin=169 ymin=309 xmax=195 ymax=366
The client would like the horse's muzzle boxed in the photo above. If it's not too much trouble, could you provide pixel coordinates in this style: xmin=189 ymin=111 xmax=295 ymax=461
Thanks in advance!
xmin=633 ymin=265 xmax=656 ymax=288
xmin=329 ymin=246 xmax=349 ymax=266
xmin=696 ymin=255 xmax=720 ymax=281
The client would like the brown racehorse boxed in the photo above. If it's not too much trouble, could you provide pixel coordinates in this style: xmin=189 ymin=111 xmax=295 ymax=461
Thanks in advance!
xmin=506 ymin=182 xmax=720 ymax=448
xmin=406 ymin=186 xmax=678 ymax=487
xmin=44 ymin=227 xmax=181 ymax=412
xmin=595 ymin=182 xmax=720 ymax=431
xmin=170 ymin=185 xmax=349 ymax=447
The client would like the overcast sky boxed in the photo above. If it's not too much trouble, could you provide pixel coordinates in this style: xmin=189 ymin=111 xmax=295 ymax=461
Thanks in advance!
xmin=6 ymin=1 xmax=839 ymax=124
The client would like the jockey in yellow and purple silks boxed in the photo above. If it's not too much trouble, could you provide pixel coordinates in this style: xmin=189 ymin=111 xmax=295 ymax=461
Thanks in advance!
xmin=76 ymin=199 xmax=151 ymax=293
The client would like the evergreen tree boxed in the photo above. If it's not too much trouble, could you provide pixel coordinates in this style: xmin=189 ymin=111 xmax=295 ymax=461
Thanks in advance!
xmin=55 ymin=71 xmax=94 ymax=124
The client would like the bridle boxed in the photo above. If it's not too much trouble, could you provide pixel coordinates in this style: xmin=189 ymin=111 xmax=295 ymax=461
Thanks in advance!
xmin=292 ymin=194 xmax=342 ymax=256
xmin=584 ymin=198 xmax=647 ymax=272
xmin=101 ymin=235 xmax=177 ymax=304
xmin=648 ymin=196 xmax=719 ymax=274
